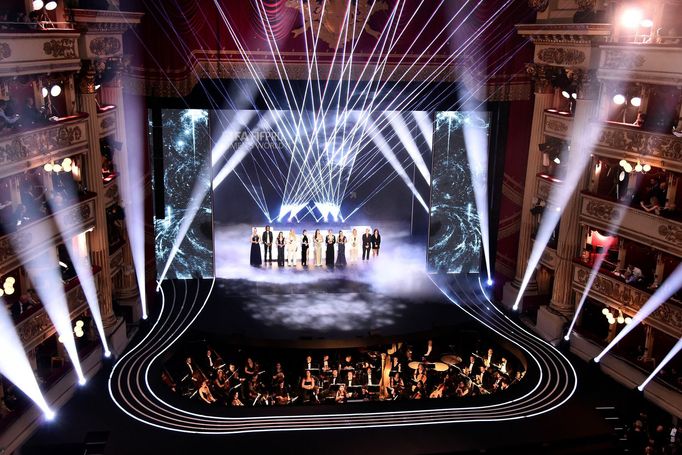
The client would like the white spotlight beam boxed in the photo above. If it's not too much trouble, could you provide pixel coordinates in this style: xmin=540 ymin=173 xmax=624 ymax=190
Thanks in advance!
xmin=362 ymin=115 xmax=428 ymax=211
xmin=384 ymin=112 xmax=431 ymax=183
xmin=638 ymin=338 xmax=682 ymax=391
xmin=0 ymin=301 xmax=54 ymax=418
xmin=595 ymin=263 xmax=682 ymax=363
xmin=413 ymin=111 xmax=433 ymax=151
xmin=18 ymin=247 xmax=86 ymax=384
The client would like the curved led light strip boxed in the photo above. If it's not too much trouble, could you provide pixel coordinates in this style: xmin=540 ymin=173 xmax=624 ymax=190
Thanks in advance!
xmin=107 ymin=275 xmax=577 ymax=433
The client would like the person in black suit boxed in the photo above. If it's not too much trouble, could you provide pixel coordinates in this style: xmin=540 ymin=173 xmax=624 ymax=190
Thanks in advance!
xmin=301 ymin=229 xmax=309 ymax=266
xmin=262 ymin=225 xmax=273 ymax=262
xmin=303 ymin=355 xmax=318 ymax=372
xmin=362 ymin=228 xmax=372 ymax=260
xmin=325 ymin=229 xmax=336 ymax=267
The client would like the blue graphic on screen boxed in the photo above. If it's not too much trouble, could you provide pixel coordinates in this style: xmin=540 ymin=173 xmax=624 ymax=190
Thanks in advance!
xmin=427 ymin=111 xmax=487 ymax=274
xmin=153 ymin=109 xmax=213 ymax=279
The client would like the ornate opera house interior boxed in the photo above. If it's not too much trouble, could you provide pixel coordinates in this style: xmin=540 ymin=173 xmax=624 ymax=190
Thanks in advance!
xmin=0 ymin=0 xmax=679 ymax=453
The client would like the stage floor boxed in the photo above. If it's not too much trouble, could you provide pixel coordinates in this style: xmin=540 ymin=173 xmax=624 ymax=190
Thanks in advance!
xmin=208 ymin=222 xmax=457 ymax=340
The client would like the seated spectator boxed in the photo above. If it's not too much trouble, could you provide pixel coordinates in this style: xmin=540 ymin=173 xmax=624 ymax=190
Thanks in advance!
xmin=13 ymin=204 xmax=30 ymax=228
xmin=19 ymin=97 xmax=44 ymax=128
xmin=640 ymin=196 xmax=662 ymax=215
xmin=0 ymin=100 xmax=19 ymax=131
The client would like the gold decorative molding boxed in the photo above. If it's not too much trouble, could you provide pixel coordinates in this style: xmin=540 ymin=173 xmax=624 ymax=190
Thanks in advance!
xmin=573 ymin=263 xmax=682 ymax=338
xmin=43 ymin=38 xmax=77 ymax=59
xmin=595 ymin=123 xmax=682 ymax=163
xmin=0 ymin=42 xmax=10 ymax=61
xmin=584 ymin=198 xmax=621 ymax=222
xmin=89 ymin=36 xmax=121 ymax=56
xmin=0 ymin=118 xmax=88 ymax=179
xmin=537 ymin=47 xmax=586 ymax=66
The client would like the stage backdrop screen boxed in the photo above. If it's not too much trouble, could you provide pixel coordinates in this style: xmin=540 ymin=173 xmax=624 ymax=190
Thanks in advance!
xmin=153 ymin=109 xmax=214 ymax=279
xmin=427 ymin=111 xmax=488 ymax=274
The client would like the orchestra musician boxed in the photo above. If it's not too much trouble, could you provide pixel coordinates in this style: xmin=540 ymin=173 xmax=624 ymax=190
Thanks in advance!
xmin=484 ymin=348 xmax=494 ymax=368
xmin=199 ymin=380 xmax=217 ymax=404
xmin=301 ymin=370 xmax=318 ymax=403
xmin=412 ymin=363 xmax=427 ymax=390
xmin=389 ymin=372 xmax=404 ymax=397
xmin=335 ymin=384 xmax=348 ymax=403
xmin=231 ymin=390 xmax=244 ymax=406
xmin=303 ymin=355 xmax=317 ymax=372
xmin=465 ymin=355 xmax=477 ymax=378
xmin=340 ymin=355 xmax=354 ymax=371
xmin=498 ymin=357 xmax=508 ymax=375
xmin=321 ymin=354 xmax=332 ymax=373
xmin=244 ymin=358 xmax=256 ymax=378
xmin=274 ymin=381 xmax=291 ymax=405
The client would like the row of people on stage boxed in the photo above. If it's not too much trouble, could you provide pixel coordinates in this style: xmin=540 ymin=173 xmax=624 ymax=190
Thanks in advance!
xmin=250 ymin=226 xmax=382 ymax=267
xmin=163 ymin=338 xmax=524 ymax=408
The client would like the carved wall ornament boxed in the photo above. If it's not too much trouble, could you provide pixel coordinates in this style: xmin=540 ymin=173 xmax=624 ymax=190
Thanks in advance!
xmin=596 ymin=126 xmax=682 ymax=161
xmin=659 ymin=224 xmax=682 ymax=245
xmin=89 ymin=37 xmax=122 ymax=56
xmin=574 ymin=0 xmax=597 ymax=10
xmin=17 ymin=310 xmax=52 ymax=347
xmin=602 ymin=49 xmax=645 ymax=70
xmin=546 ymin=118 xmax=569 ymax=134
xmin=584 ymin=199 xmax=619 ymax=222
xmin=0 ymin=231 xmax=31 ymax=264
xmin=0 ymin=138 xmax=29 ymax=163
xmin=537 ymin=48 xmax=586 ymax=66
xmin=78 ymin=60 xmax=97 ymax=94
xmin=100 ymin=116 xmax=116 ymax=132
xmin=528 ymin=0 xmax=549 ymax=12
xmin=0 ymin=42 xmax=10 ymax=61
xmin=43 ymin=38 xmax=77 ymax=59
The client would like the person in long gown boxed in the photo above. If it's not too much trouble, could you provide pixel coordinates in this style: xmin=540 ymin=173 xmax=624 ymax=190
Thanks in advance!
xmin=349 ymin=228 xmax=360 ymax=263
xmin=314 ymin=229 xmax=323 ymax=266
xmin=301 ymin=229 xmax=309 ymax=266
xmin=371 ymin=228 xmax=381 ymax=257
xmin=336 ymin=230 xmax=347 ymax=267
xmin=249 ymin=227 xmax=262 ymax=266
xmin=325 ymin=229 xmax=336 ymax=267
xmin=287 ymin=229 xmax=298 ymax=266
xmin=276 ymin=231 xmax=286 ymax=267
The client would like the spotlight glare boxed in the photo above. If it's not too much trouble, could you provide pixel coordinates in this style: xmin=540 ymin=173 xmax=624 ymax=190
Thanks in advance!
xmin=41 ymin=87 xmax=48 ymax=98
xmin=640 ymin=19 xmax=653 ymax=28
xmin=642 ymin=164 xmax=651 ymax=172
xmin=486 ymin=278 xmax=493 ymax=286
xmin=621 ymin=8 xmax=643 ymax=28
xmin=623 ymin=162 xmax=633 ymax=173
xmin=104 ymin=350 xmax=111 ymax=358
xmin=553 ymin=157 xmax=561 ymax=164
xmin=561 ymin=91 xmax=570 ymax=99
xmin=635 ymin=163 xmax=642 ymax=172
xmin=50 ymin=84 xmax=62 ymax=97
xmin=612 ymin=94 xmax=626 ymax=105
xmin=630 ymin=96 xmax=641 ymax=107
xmin=32 ymin=0 xmax=44 ymax=10
xmin=45 ymin=0 xmax=57 ymax=11
xmin=44 ymin=409 xmax=56 ymax=421
xmin=571 ymin=93 xmax=577 ymax=100
xmin=78 ymin=377 xmax=86 ymax=386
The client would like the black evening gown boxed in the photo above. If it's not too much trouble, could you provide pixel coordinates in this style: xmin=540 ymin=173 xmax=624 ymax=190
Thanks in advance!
xmin=325 ymin=236 xmax=335 ymax=266
xmin=336 ymin=239 xmax=347 ymax=267
xmin=277 ymin=240 xmax=285 ymax=266
xmin=250 ymin=235 xmax=262 ymax=266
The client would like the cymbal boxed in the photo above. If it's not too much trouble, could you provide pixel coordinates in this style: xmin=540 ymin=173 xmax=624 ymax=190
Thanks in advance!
xmin=432 ymin=362 xmax=449 ymax=372
xmin=408 ymin=361 xmax=421 ymax=370
xmin=441 ymin=355 xmax=462 ymax=365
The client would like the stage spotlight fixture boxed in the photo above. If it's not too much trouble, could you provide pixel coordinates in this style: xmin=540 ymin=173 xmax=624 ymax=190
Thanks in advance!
xmin=553 ymin=157 xmax=561 ymax=164
xmin=32 ymin=0 xmax=44 ymax=10
xmin=619 ymin=171 xmax=625 ymax=181
xmin=486 ymin=278 xmax=493 ymax=286
xmin=0 ymin=298 xmax=54 ymax=419
xmin=104 ymin=350 xmax=111 ymax=358
xmin=561 ymin=91 xmax=570 ymax=99
xmin=572 ymin=93 xmax=577 ymax=100
xmin=621 ymin=8 xmax=643 ymax=28
xmin=94 ymin=84 xmax=101 ymax=91
xmin=595 ymin=263 xmax=682 ymax=363
xmin=612 ymin=94 xmax=626 ymax=105
xmin=630 ymin=96 xmax=642 ymax=107
xmin=41 ymin=87 xmax=48 ymax=98
xmin=78 ymin=377 xmax=87 ymax=386
xmin=50 ymin=84 xmax=62 ymax=97
xmin=637 ymin=338 xmax=682 ymax=391
xmin=44 ymin=410 xmax=56 ymax=421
